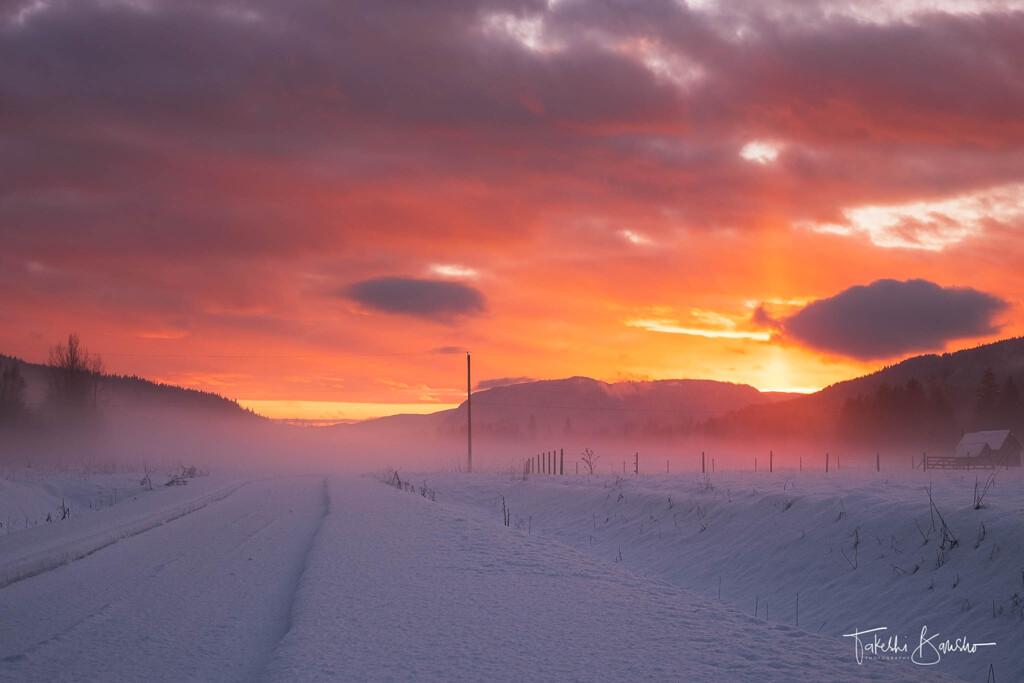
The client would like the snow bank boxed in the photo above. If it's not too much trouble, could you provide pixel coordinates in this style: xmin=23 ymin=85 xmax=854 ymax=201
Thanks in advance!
xmin=0 ymin=472 xmax=246 ymax=588
xmin=0 ymin=469 xmax=143 ymax=532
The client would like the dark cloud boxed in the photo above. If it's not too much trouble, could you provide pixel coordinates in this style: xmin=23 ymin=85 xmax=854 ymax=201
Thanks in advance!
xmin=475 ymin=376 xmax=535 ymax=390
xmin=432 ymin=346 xmax=465 ymax=355
xmin=774 ymin=279 xmax=1009 ymax=359
xmin=751 ymin=304 xmax=777 ymax=329
xmin=344 ymin=277 xmax=486 ymax=321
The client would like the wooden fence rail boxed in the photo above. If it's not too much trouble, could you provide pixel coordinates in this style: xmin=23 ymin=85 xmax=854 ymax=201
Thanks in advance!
xmin=924 ymin=455 xmax=1006 ymax=470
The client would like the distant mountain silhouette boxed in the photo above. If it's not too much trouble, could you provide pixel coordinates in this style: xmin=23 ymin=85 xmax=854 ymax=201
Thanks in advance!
xmin=346 ymin=376 xmax=796 ymax=441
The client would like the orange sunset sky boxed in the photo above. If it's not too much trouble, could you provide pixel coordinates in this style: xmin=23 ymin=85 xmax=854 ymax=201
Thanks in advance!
xmin=3 ymin=0 xmax=1024 ymax=421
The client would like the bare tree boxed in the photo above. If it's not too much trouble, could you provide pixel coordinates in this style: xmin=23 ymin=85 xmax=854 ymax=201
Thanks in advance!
xmin=0 ymin=358 xmax=28 ymax=421
xmin=580 ymin=447 xmax=599 ymax=475
xmin=47 ymin=333 xmax=103 ymax=413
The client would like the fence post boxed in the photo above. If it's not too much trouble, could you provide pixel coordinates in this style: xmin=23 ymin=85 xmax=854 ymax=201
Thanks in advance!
xmin=560 ymin=448 xmax=564 ymax=475
xmin=876 ymin=453 xmax=880 ymax=472
xmin=770 ymin=450 xmax=773 ymax=473
xmin=702 ymin=451 xmax=705 ymax=474
xmin=826 ymin=453 xmax=829 ymax=473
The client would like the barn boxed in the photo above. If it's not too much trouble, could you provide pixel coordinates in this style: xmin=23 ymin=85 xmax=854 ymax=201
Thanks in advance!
xmin=953 ymin=430 xmax=1022 ymax=467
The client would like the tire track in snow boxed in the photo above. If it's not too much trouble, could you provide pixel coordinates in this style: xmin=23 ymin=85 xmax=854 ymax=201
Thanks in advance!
xmin=258 ymin=475 xmax=330 ymax=678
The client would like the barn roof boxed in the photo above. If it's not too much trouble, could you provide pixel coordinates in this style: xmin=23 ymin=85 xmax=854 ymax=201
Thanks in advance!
xmin=954 ymin=430 xmax=1016 ymax=458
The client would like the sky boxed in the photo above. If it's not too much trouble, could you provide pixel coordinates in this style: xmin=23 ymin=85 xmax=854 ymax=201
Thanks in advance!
xmin=2 ymin=0 xmax=1024 ymax=421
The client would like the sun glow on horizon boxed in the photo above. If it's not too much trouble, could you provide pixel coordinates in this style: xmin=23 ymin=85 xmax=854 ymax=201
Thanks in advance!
xmin=238 ymin=400 xmax=462 ymax=423
xmin=755 ymin=385 xmax=820 ymax=395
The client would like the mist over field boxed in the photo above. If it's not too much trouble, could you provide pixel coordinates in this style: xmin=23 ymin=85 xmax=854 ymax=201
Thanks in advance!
xmin=8 ymin=336 xmax=1024 ymax=477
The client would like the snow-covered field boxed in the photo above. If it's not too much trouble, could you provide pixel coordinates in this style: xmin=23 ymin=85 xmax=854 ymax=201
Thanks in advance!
xmin=1 ymin=463 xmax=1018 ymax=681
xmin=431 ymin=467 xmax=1024 ymax=682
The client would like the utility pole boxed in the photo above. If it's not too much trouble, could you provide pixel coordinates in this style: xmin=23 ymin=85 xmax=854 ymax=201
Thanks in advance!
xmin=467 ymin=352 xmax=472 ymax=474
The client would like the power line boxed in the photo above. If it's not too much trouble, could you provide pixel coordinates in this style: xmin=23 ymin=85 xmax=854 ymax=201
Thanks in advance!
xmin=3 ymin=349 xmax=466 ymax=360
xmin=5 ymin=347 xmax=774 ymax=385
xmin=22 ymin=402 xmax=254 ymax=411
xmin=1 ymin=346 xmax=693 ymax=372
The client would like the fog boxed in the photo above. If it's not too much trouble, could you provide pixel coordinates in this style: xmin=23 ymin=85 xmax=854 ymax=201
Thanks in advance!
xmin=2 ymin=357 xmax=970 ymax=477
xmin=0 ymin=404 xmax=933 ymax=479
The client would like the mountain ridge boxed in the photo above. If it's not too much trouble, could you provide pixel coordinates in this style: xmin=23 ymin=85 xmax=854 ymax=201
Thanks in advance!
xmin=344 ymin=375 xmax=799 ymax=441
xmin=707 ymin=337 xmax=1024 ymax=447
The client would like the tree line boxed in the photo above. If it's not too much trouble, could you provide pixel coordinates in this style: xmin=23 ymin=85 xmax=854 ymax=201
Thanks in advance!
xmin=836 ymin=378 xmax=956 ymax=449
xmin=0 ymin=332 xmax=104 ymax=425
xmin=836 ymin=368 xmax=1024 ymax=448
xmin=2 ymin=332 xmax=259 ymax=428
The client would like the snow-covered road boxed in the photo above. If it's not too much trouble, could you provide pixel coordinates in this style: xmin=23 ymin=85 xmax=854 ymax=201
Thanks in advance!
xmin=1 ymin=476 xmax=328 ymax=682
xmin=1 ymin=474 xmax=959 ymax=681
